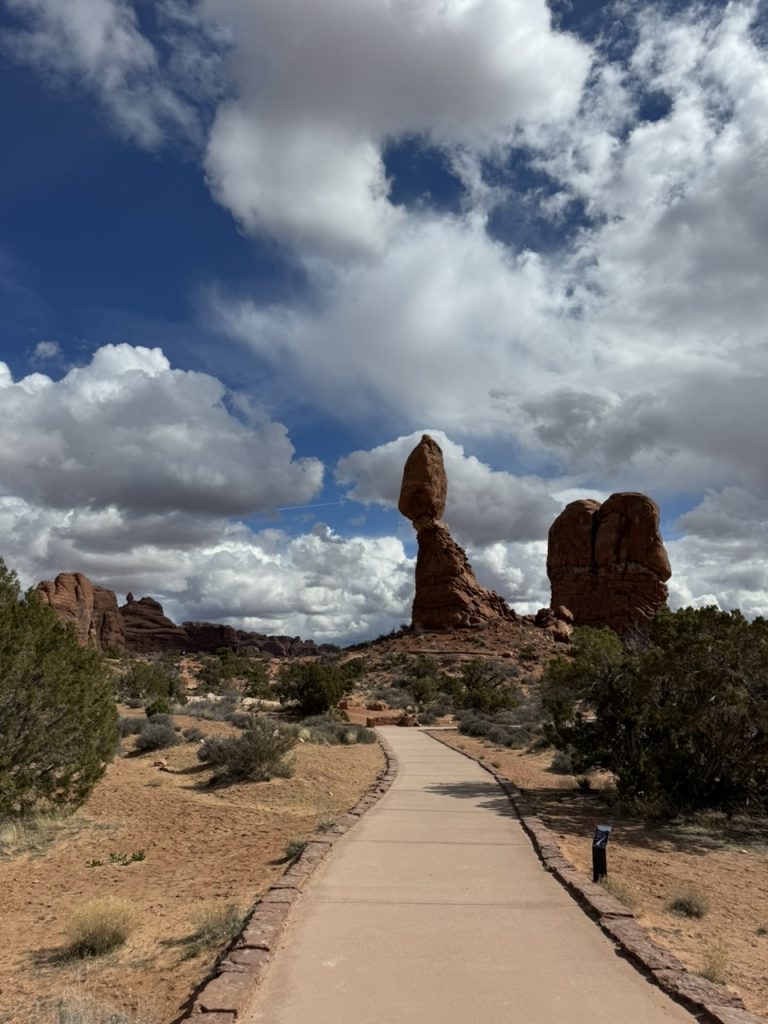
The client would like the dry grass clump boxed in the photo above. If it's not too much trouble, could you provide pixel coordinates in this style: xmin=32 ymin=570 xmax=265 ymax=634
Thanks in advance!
xmin=67 ymin=897 xmax=140 ymax=958
xmin=700 ymin=940 xmax=729 ymax=985
xmin=27 ymin=991 xmax=151 ymax=1024
xmin=0 ymin=815 xmax=82 ymax=858
xmin=667 ymin=885 xmax=709 ymax=918
xmin=182 ymin=902 xmax=244 ymax=959
xmin=599 ymin=875 xmax=639 ymax=910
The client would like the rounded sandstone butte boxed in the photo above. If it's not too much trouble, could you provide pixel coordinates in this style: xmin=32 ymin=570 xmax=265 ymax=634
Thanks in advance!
xmin=36 ymin=572 xmax=126 ymax=649
xmin=547 ymin=493 xmax=671 ymax=633
xmin=119 ymin=595 xmax=189 ymax=652
xmin=398 ymin=434 xmax=447 ymax=529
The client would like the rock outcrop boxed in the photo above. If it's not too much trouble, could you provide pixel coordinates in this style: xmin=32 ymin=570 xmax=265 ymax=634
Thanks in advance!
xmin=547 ymin=492 xmax=671 ymax=633
xmin=119 ymin=594 xmax=189 ymax=652
xmin=183 ymin=622 xmax=239 ymax=652
xmin=36 ymin=572 xmax=125 ymax=649
xmin=399 ymin=435 xmax=516 ymax=630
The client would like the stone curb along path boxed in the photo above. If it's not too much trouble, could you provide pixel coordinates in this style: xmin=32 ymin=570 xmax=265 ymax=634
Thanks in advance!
xmin=425 ymin=729 xmax=765 ymax=1024
xmin=177 ymin=736 xmax=399 ymax=1024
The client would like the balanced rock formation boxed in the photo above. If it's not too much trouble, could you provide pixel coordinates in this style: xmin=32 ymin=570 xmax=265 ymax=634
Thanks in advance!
xmin=399 ymin=435 xmax=516 ymax=630
xmin=547 ymin=492 xmax=671 ymax=633
xmin=36 ymin=572 xmax=125 ymax=648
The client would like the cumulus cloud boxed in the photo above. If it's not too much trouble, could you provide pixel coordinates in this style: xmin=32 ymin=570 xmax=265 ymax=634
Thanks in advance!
xmin=336 ymin=429 xmax=560 ymax=546
xmin=31 ymin=339 xmax=61 ymax=361
xmin=0 ymin=343 xmax=323 ymax=516
xmin=212 ymin=213 xmax=577 ymax=431
xmin=0 ymin=497 xmax=414 ymax=643
xmin=201 ymin=0 xmax=590 ymax=254
xmin=667 ymin=487 xmax=768 ymax=619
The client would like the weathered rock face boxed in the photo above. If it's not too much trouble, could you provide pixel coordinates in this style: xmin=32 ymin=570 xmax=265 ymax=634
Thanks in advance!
xmin=120 ymin=595 xmax=189 ymax=652
xmin=547 ymin=492 xmax=671 ymax=633
xmin=398 ymin=434 xmax=447 ymax=528
xmin=183 ymin=622 xmax=239 ymax=652
xmin=36 ymin=572 xmax=126 ymax=649
xmin=399 ymin=435 xmax=517 ymax=630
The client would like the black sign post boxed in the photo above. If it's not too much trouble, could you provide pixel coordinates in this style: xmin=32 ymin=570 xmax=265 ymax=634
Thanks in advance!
xmin=592 ymin=824 xmax=612 ymax=883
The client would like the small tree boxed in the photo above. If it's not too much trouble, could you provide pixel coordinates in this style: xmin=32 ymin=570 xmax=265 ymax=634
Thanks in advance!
xmin=456 ymin=659 xmax=519 ymax=713
xmin=275 ymin=661 xmax=352 ymax=716
xmin=0 ymin=559 xmax=118 ymax=816
xmin=542 ymin=609 xmax=768 ymax=813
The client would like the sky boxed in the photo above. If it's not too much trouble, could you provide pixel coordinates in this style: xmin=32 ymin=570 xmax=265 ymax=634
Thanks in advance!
xmin=1 ymin=0 xmax=767 ymax=644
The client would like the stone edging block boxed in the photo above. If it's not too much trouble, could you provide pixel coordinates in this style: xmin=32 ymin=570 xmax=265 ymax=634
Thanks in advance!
xmin=181 ymin=732 xmax=399 ymax=1021
xmin=425 ymin=729 xmax=766 ymax=1024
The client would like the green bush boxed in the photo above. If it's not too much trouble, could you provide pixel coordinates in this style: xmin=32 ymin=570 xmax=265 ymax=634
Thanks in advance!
xmin=119 ymin=660 xmax=181 ymax=704
xmin=541 ymin=609 xmax=768 ymax=813
xmin=456 ymin=659 xmax=519 ymax=713
xmin=145 ymin=697 xmax=172 ymax=717
xmin=0 ymin=559 xmax=118 ymax=817
xmin=275 ymin=661 xmax=353 ymax=715
xmin=197 ymin=718 xmax=298 ymax=781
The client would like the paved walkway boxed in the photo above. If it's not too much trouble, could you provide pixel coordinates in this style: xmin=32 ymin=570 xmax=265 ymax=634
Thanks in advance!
xmin=245 ymin=729 xmax=698 ymax=1024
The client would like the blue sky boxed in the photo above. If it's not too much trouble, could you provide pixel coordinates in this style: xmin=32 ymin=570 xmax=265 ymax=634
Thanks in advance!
xmin=1 ymin=0 xmax=767 ymax=642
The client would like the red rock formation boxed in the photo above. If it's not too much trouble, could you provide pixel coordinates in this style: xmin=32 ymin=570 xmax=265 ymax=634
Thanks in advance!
xmin=183 ymin=622 xmax=239 ymax=652
xmin=36 ymin=572 xmax=126 ymax=648
xmin=399 ymin=435 xmax=517 ymax=630
xmin=120 ymin=594 xmax=189 ymax=652
xmin=547 ymin=492 xmax=671 ymax=633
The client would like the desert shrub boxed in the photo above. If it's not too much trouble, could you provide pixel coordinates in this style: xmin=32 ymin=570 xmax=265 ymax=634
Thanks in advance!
xmin=134 ymin=721 xmax=180 ymax=752
xmin=667 ymin=886 xmax=709 ymax=918
xmin=550 ymin=750 xmax=574 ymax=774
xmin=31 ymin=993 xmax=152 ymax=1024
xmin=67 ymin=896 xmax=139 ymax=957
xmin=144 ymin=697 xmax=172 ymax=718
xmin=275 ymin=661 xmax=353 ymax=716
xmin=285 ymin=837 xmax=307 ymax=859
xmin=183 ymin=902 xmax=244 ymax=958
xmin=225 ymin=711 xmax=253 ymax=729
xmin=339 ymin=657 xmax=367 ymax=681
xmin=196 ymin=734 xmax=230 ymax=764
xmin=181 ymin=697 xmax=238 ymax=721
xmin=197 ymin=719 xmax=298 ymax=781
xmin=118 ymin=659 xmax=181 ymax=704
xmin=198 ymin=649 xmax=271 ymax=697
xmin=0 ymin=559 xmax=118 ymax=817
xmin=455 ymin=708 xmax=529 ymax=748
xmin=456 ymin=659 xmax=520 ymax=713
xmin=300 ymin=715 xmax=376 ymax=745
xmin=117 ymin=716 xmax=144 ymax=737
xmin=542 ymin=609 xmax=768 ymax=813
xmin=371 ymin=686 xmax=412 ymax=709
xmin=182 ymin=726 xmax=205 ymax=742
xmin=700 ymin=940 xmax=728 ymax=985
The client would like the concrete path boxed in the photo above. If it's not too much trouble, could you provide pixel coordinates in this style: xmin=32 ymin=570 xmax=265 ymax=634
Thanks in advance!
xmin=244 ymin=729 xmax=698 ymax=1024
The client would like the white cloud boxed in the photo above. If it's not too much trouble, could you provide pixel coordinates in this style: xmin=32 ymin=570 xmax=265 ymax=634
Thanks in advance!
xmin=2 ymin=0 xmax=200 ymax=147
xmin=31 ymin=339 xmax=61 ymax=361
xmin=201 ymin=0 xmax=590 ymax=254
xmin=667 ymin=487 xmax=768 ymax=619
xmin=0 ymin=497 xmax=414 ymax=643
xmin=0 ymin=343 xmax=323 ymax=516
xmin=336 ymin=430 xmax=560 ymax=546
xmin=212 ymin=213 xmax=577 ymax=430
